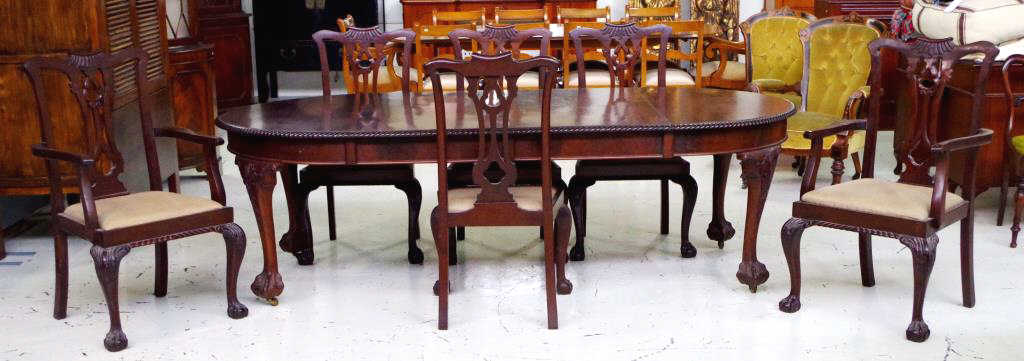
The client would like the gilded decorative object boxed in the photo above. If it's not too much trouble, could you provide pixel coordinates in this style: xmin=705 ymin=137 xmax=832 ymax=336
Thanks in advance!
xmin=691 ymin=0 xmax=740 ymax=40
xmin=628 ymin=0 xmax=677 ymax=8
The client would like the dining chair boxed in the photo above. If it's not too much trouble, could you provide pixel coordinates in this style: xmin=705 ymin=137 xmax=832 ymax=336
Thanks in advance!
xmin=565 ymin=22 xmax=699 ymax=261
xmin=625 ymin=3 xmax=680 ymax=22
xmin=638 ymin=20 xmax=704 ymax=88
xmin=299 ymin=26 xmax=425 ymax=264
xmin=415 ymin=23 xmax=479 ymax=93
xmin=432 ymin=8 xmax=487 ymax=25
xmin=755 ymin=15 xmax=882 ymax=185
xmin=23 ymin=48 xmax=248 ymax=352
xmin=555 ymin=6 xmax=611 ymax=23
xmin=561 ymin=21 xmax=613 ymax=88
xmin=777 ymin=37 xmax=997 ymax=342
xmin=1001 ymin=55 xmax=1024 ymax=246
xmin=740 ymin=8 xmax=815 ymax=110
xmin=443 ymin=25 xmax=567 ymax=261
xmin=425 ymin=52 xmax=571 ymax=330
xmin=690 ymin=0 xmax=745 ymax=90
xmin=495 ymin=7 xmax=549 ymax=25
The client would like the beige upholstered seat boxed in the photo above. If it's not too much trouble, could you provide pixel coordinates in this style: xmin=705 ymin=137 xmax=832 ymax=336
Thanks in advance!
xmin=447 ymin=186 xmax=558 ymax=212
xmin=62 ymin=191 xmax=224 ymax=230
xmin=642 ymin=68 xmax=695 ymax=86
xmin=422 ymin=72 xmax=466 ymax=90
xmin=565 ymin=69 xmax=614 ymax=87
xmin=701 ymin=60 xmax=745 ymax=81
xmin=801 ymin=178 xmax=966 ymax=221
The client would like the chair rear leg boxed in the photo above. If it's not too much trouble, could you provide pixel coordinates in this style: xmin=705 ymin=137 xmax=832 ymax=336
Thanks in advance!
xmin=430 ymin=210 xmax=450 ymax=330
xmin=903 ymin=235 xmax=938 ymax=343
xmin=999 ymin=163 xmax=1011 ymax=226
xmin=457 ymin=227 xmax=465 ymax=240
xmin=327 ymin=186 xmax=337 ymax=241
xmin=961 ymin=217 xmax=975 ymax=308
xmin=90 ymin=245 xmax=131 ymax=352
xmin=660 ymin=179 xmax=669 ymax=234
xmin=859 ymin=233 xmax=875 ymax=287
xmin=542 ymin=216 xmax=558 ymax=330
xmin=396 ymin=181 xmax=424 ymax=264
xmin=566 ymin=177 xmax=594 ymax=261
xmin=221 ymin=224 xmax=249 ymax=319
xmin=54 ymin=231 xmax=69 ymax=320
xmin=154 ymin=243 xmax=168 ymax=297
xmin=555 ymin=207 xmax=573 ymax=295
xmin=674 ymin=174 xmax=698 ymax=258
xmin=779 ymin=218 xmax=810 ymax=313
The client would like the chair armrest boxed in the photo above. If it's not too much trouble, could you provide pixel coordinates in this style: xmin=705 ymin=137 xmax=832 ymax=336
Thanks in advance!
xmin=802 ymin=119 xmax=867 ymax=141
xmin=30 ymin=144 xmax=100 ymax=228
xmin=931 ymin=128 xmax=993 ymax=155
xmin=842 ymin=86 xmax=871 ymax=119
xmin=928 ymin=128 xmax=994 ymax=223
xmin=155 ymin=126 xmax=224 ymax=146
xmin=31 ymin=145 xmax=94 ymax=166
xmin=797 ymin=119 xmax=868 ymax=195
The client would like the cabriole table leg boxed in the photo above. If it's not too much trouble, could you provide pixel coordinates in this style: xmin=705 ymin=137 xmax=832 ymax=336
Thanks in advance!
xmin=736 ymin=146 xmax=779 ymax=292
xmin=238 ymin=157 xmax=285 ymax=305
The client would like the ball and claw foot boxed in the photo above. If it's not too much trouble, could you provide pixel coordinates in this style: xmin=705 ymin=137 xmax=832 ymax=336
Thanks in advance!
xmin=408 ymin=248 xmax=424 ymax=265
xmin=680 ymin=242 xmax=697 ymax=258
xmin=706 ymin=220 xmax=735 ymax=250
xmin=266 ymin=297 xmax=279 ymax=306
xmin=717 ymin=241 xmax=725 ymax=250
xmin=557 ymin=279 xmax=573 ymax=295
xmin=905 ymin=320 xmax=930 ymax=342
xmin=778 ymin=295 xmax=801 ymax=313
xmin=293 ymin=249 xmax=314 ymax=266
xmin=433 ymin=280 xmax=450 ymax=296
xmin=104 ymin=329 xmax=128 ymax=352
xmin=569 ymin=245 xmax=585 ymax=262
xmin=227 ymin=303 xmax=249 ymax=319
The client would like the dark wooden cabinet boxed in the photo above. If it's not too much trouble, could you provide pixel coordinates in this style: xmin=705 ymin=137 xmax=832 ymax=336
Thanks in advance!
xmin=195 ymin=0 xmax=254 ymax=108
xmin=168 ymin=43 xmax=218 ymax=171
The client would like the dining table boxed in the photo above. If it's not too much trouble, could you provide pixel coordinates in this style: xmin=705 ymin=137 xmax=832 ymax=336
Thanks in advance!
xmin=216 ymin=86 xmax=795 ymax=304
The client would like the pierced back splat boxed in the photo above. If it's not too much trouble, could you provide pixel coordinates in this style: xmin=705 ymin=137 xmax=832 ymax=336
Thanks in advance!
xmin=450 ymin=25 xmax=552 ymax=58
xmin=570 ymin=22 xmax=670 ymax=89
xmin=864 ymin=38 xmax=998 ymax=186
xmin=313 ymin=26 xmax=416 ymax=98
xmin=23 ymin=48 xmax=160 ymax=199
xmin=425 ymin=52 xmax=560 ymax=209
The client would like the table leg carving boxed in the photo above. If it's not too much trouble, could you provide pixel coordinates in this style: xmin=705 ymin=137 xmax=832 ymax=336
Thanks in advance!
xmin=238 ymin=157 xmax=284 ymax=304
xmin=736 ymin=146 xmax=779 ymax=292
xmin=280 ymin=164 xmax=315 ymax=265
xmin=707 ymin=153 xmax=735 ymax=248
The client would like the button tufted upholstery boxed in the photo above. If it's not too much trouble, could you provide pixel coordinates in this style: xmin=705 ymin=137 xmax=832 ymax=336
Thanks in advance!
xmin=781 ymin=111 xmax=865 ymax=151
xmin=804 ymin=23 xmax=878 ymax=117
xmin=748 ymin=16 xmax=811 ymax=87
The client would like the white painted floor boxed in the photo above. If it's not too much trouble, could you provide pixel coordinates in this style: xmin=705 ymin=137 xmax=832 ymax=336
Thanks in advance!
xmin=2 ymin=76 xmax=1023 ymax=360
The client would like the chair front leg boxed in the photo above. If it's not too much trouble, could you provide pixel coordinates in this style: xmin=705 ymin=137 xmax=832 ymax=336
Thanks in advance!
xmin=779 ymin=218 xmax=811 ymax=313
xmin=660 ymin=179 xmax=669 ymax=235
xmin=859 ymin=233 xmax=875 ymax=287
xmin=902 ymin=235 xmax=938 ymax=343
xmin=220 ymin=223 xmax=249 ymax=319
xmin=1014 ymin=179 xmax=1024 ymax=247
xmin=154 ymin=243 xmax=168 ymax=297
xmin=90 ymin=245 xmax=131 ymax=352
xmin=429 ymin=209 xmax=450 ymax=330
xmin=829 ymin=134 xmax=851 ymax=185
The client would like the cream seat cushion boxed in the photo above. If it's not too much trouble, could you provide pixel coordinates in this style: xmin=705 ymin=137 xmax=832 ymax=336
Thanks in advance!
xmin=565 ymin=69 xmax=614 ymax=87
xmin=447 ymin=186 xmax=557 ymax=213
xmin=62 ymin=191 xmax=224 ymax=230
xmin=701 ymin=60 xmax=746 ymax=81
xmin=801 ymin=178 xmax=966 ymax=221
xmin=642 ymin=68 xmax=696 ymax=86
xmin=422 ymin=72 xmax=465 ymax=91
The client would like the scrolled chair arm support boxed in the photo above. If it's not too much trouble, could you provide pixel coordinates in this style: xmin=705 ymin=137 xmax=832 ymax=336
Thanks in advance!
xmin=31 ymin=144 xmax=101 ymax=229
xmin=154 ymin=126 xmax=229 ymax=204
xmin=928 ymin=128 xmax=994 ymax=224
xmin=842 ymin=86 xmax=871 ymax=119
xmin=797 ymin=119 xmax=868 ymax=195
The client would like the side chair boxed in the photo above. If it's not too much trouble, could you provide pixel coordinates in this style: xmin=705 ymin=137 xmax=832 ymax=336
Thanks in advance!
xmin=1001 ymin=54 xmax=1024 ymax=246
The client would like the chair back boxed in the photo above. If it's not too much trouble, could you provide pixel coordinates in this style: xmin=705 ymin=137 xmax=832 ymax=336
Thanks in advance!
xmin=1002 ymin=55 xmax=1024 ymax=159
xmin=450 ymin=25 xmax=552 ymax=58
xmin=556 ymin=6 xmax=610 ymax=23
xmin=415 ymin=24 xmax=479 ymax=92
xmin=799 ymin=15 xmax=882 ymax=117
xmin=740 ymin=8 xmax=815 ymax=87
xmin=864 ymin=38 xmax=998 ymax=186
xmin=316 ymin=24 xmax=415 ymax=96
xmin=425 ymin=52 xmax=559 ymax=216
xmin=625 ymin=5 xmax=680 ymax=22
xmin=569 ymin=22 xmax=670 ymax=88
xmin=495 ymin=7 xmax=549 ymax=25
xmin=690 ymin=0 xmax=740 ymax=41
xmin=22 ymin=48 xmax=161 ymax=200
xmin=432 ymin=9 xmax=486 ymax=25
xmin=639 ymin=20 xmax=704 ymax=88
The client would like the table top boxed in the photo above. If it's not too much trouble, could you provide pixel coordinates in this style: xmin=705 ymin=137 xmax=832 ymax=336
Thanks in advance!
xmin=218 ymin=87 xmax=795 ymax=140
xmin=410 ymin=23 xmax=720 ymax=41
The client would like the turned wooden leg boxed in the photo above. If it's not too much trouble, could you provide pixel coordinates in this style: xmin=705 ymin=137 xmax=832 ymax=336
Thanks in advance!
xmin=902 ymin=235 xmax=938 ymax=343
xmin=778 ymin=218 xmax=810 ymax=313
xmin=851 ymin=152 xmax=863 ymax=179
xmin=53 ymin=231 xmax=69 ymax=320
xmin=859 ymin=233 xmax=875 ymax=287
xmin=660 ymin=179 xmax=669 ymax=235
xmin=154 ymin=243 xmax=168 ymax=297
xmin=280 ymin=165 xmax=314 ymax=265
xmin=555 ymin=207 xmax=573 ymax=295
xmin=707 ymin=154 xmax=735 ymax=249
xmin=220 ymin=223 xmax=249 ymax=319
xmin=829 ymin=137 xmax=849 ymax=185
xmin=430 ymin=209 xmax=450 ymax=330
xmin=238 ymin=158 xmax=284 ymax=305
xmin=1014 ymin=178 xmax=1024 ymax=248
xmin=673 ymin=174 xmax=698 ymax=258
xmin=90 ymin=245 xmax=131 ymax=352
xmin=327 ymin=186 xmax=337 ymax=241
xmin=566 ymin=177 xmax=594 ymax=262
xmin=395 ymin=181 xmax=424 ymax=265
xmin=736 ymin=146 xmax=778 ymax=292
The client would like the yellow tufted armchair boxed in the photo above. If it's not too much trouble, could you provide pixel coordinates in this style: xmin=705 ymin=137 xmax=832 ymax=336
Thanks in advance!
xmin=741 ymin=8 xmax=816 ymax=109
xmin=778 ymin=14 xmax=884 ymax=184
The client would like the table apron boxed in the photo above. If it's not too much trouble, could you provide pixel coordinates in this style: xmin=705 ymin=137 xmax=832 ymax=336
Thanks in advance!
xmin=225 ymin=122 xmax=786 ymax=165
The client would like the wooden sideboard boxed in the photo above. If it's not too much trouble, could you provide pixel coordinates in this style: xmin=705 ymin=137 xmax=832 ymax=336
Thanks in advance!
xmin=168 ymin=43 xmax=219 ymax=172
xmin=400 ymin=0 xmax=597 ymax=27
xmin=814 ymin=0 xmax=900 ymax=21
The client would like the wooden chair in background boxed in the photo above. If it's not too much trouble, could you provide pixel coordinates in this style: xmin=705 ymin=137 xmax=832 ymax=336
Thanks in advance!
xmin=298 ymin=27 xmax=424 ymax=264
xmin=690 ymin=0 xmax=746 ymax=90
xmin=432 ymin=8 xmax=487 ymax=25
xmin=565 ymin=22 xmax=700 ymax=261
xmin=415 ymin=24 xmax=479 ymax=92
xmin=561 ymin=21 xmax=612 ymax=88
xmin=625 ymin=3 xmax=681 ymax=22
xmin=24 ymin=48 xmax=248 ymax=352
xmin=495 ymin=7 xmax=549 ymax=26
xmin=1001 ymin=55 xmax=1024 ymax=247
xmin=638 ymin=20 xmax=704 ymax=87
xmin=424 ymin=52 xmax=571 ymax=330
xmin=777 ymin=38 xmax=997 ymax=343
xmin=555 ymin=6 xmax=611 ymax=23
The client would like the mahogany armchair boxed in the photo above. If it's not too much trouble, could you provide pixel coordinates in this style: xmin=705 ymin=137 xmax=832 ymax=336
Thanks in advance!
xmin=566 ymin=22 xmax=699 ymax=260
xmin=424 ymin=52 xmax=571 ymax=330
xmin=1000 ymin=55 xmax=1024 ymax=246
xmin=299 ymin=26 xmax=424 ymax=264
xmin=777 ymin=38 xmax=997 ymax=342
xmin=23 ymin=48 xmax=248 ymax=352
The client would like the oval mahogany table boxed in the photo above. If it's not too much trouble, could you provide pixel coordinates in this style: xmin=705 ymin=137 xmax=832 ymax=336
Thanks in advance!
xmin=217 ymin=86 xmax=795 ymax=304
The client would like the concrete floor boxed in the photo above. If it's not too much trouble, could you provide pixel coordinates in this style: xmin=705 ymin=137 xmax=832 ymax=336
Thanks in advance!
xmin=2 ymin=75 xmax=1023 ymax=360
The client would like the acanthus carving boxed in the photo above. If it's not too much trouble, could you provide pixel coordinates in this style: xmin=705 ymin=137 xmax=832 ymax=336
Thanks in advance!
xmin=237 ymin=158 xmax=279 ymax=188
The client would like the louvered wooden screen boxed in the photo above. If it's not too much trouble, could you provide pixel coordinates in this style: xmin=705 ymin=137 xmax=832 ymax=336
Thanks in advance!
xmin=104 ymin=0 xmax=168 ymax=107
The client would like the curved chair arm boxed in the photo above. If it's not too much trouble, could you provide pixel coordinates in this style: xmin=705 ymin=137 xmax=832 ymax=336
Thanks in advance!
xmin=797 ymin=119 xmax=868 ymax=195
xmin=929 ymin=128 xmax=994 ymax=224
xmin=842 ymin=86 xmax=871 ymax=119
xmin=31 ymin=144 xmax=100 ymax=228
xmin=154 ymin=126 xmax=228 ymax=204
xmin=705 ymin=36 xmax=745 ymax=77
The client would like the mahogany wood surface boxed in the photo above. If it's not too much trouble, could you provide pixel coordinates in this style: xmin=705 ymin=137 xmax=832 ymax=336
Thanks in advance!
xmin=218 ymin=86 xmax=796 ymax=302
xmin=168 ymin=43 xmax=219 ymax=172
